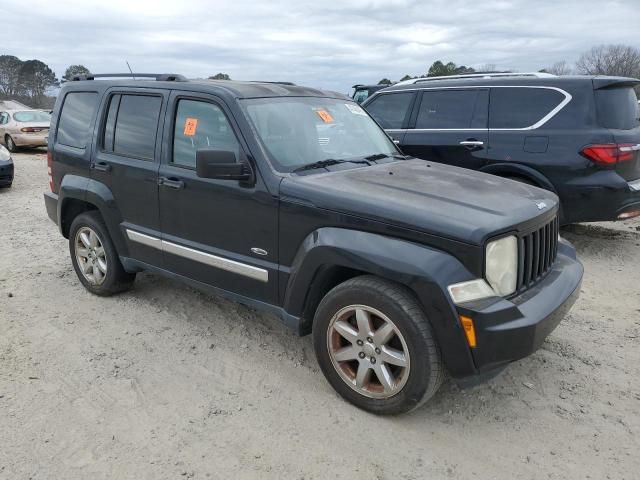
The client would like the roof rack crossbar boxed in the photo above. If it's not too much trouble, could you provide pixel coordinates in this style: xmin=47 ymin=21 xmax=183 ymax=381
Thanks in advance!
xmin=70 ymin=73 xmax=187 ymax=82
xmin=411 ymin=72 xmax=556 ymax=83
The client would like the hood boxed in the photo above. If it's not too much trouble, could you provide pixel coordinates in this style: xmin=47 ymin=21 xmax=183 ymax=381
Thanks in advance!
xmin=280 ymin=159 xmax=558 ymax=245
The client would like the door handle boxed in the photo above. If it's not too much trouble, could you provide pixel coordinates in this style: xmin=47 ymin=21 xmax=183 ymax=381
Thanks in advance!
xmin=459 ymin=140 xmax=484 ymax=147
xmin=158 ymin=177 xmax=184 ymax=190
xmin=91 ymin=161 xmax=112 ymax=172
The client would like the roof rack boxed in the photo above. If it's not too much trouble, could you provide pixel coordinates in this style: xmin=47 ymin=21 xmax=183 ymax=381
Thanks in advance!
xmin=394 ymin=72 xmax=556 ymax=86
xmin=70 ymin=73 xmax=187 ymax=82
xmin=248 ymin=81 xmax=296 ymax=86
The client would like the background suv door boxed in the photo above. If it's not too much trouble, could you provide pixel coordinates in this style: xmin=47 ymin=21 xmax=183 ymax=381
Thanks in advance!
xmin=158 ymin=92 xmax=278 ymax=304
xmin=399 ymin=88 xmax=489 ymax=170
xmin=92 ymin=89 xmax=166 ymax=267
xmin=364 ymin=91 xmax=416 ymax=146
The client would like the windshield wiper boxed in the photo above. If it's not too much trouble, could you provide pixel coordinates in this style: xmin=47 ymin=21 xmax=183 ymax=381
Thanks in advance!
xmin=364 ymin=153 xmax=410 ymax=161
xmin=292 ymin=158 xmax=370 ymax=173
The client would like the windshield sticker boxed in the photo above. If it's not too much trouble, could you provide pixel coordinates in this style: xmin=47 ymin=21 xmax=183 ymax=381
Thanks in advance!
xmin=183 ymin=117 xmax=198 ymax=136
xmin=345 ymin=103 xmax=367 ymax=116
xmin=316 ymin=109 xmax=334 ymax=123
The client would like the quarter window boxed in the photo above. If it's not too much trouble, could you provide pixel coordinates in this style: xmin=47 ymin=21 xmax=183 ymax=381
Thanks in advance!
xmin=489 ymin=88 xmax=565 ymax=129
xmin=365 ymin=92 xmax=413 ymax=129
xmin=172 ymin=99 xmax=240 ymax=168
xmin=104 ymin=94 xmax=162 ymax=160
xmin=57 ymin=92 xmax=98 ymax=148
xmin=415 ymin=89 xmax=488 ymax=129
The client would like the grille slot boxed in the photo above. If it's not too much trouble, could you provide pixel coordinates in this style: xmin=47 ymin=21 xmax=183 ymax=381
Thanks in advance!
xmin=517 ymin=216 xmax=559 ymax=291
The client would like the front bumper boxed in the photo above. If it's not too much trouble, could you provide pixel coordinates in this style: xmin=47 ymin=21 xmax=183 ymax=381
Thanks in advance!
xmin=0 ymin=160 xmax=13 ymax=186
xmin=455 ymin=239 xmax=583 ymax=377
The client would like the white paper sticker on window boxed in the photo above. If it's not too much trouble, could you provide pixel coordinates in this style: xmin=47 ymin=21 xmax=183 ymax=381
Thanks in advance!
xmin=345 ymin=103 xmax=367 ymax=116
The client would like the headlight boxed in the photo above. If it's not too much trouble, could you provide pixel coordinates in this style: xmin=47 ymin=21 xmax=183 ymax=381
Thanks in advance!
xmin=485 ymin=235 xmax=518 ymax=296
xmin=448 ymin=279 xmax=496 ymax=304
xmin=0 ymin=145 xmax=10 ymax=161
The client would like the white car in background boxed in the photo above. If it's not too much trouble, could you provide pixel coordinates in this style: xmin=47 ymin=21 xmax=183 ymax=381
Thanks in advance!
xmin=0 ymin=109 xmax=51 ymax=152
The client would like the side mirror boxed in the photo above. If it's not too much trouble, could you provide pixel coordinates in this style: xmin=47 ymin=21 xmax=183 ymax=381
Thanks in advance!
xmin=196 ymin=149 xmax=252 ymax=181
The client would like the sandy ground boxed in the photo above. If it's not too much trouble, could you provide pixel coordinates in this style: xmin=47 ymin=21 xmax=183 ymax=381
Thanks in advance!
xmin=0 ymin=151 xmax=639 ymax=480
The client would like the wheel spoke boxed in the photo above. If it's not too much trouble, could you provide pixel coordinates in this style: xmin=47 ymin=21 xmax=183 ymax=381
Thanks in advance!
xmin=81 ymin=259 xmax=92 ymax=273
xmin=79 ymin=232 xmax=91 ymax=248
xmin=96 ymin=258 xmax=107 ymax=274
xmin=93 ymin=265 xmax=104 ymax=282
xmin=373 ymin=322 xmax=395 ymax=346
xmin=333 ymin=320 xmax=358 ymax=344
xmin=89 ymin=231 xmax=98 ymax=248
xmin=355 ymin=363 xmax=372 ymax=388
xmin=76 ymin=248 xmax=89 ymax=259
xmin=333 ymin=346 xmax=359 ymax=362
xmin=355 ymin=308 xmax=373 ymax=337
xmin=374 ymin=364 xmax=395 ymax=392
xmin=380 ymin=346 xmax=407 ymax=367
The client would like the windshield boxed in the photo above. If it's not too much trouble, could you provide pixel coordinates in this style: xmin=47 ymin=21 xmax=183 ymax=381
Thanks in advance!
xmin=13 ymin=111 xmax=51 ymax=123
xmin=242 ymin=97 xmax=398 ymax=172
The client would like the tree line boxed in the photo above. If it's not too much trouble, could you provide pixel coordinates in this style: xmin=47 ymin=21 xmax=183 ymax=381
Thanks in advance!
xmin=376 ymin=44 xmax=640 ymax=91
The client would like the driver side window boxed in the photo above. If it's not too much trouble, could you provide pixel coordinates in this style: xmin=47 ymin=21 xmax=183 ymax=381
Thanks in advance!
xmin=172 ymin=99 xmax=241 ymax=169
xmin=364 ymin=92 xmax=414 ymax=129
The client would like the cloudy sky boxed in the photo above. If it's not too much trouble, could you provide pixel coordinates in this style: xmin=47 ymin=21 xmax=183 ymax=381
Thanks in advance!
xmin=2 ymin=0 xmax=639 ymax=93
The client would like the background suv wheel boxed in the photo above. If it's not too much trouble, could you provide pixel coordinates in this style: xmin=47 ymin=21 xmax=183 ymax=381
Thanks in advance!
xmin=69 ymin=211 xmax=135 ymax=296
xmin=313 ymin=275 xmax=444 ymax=415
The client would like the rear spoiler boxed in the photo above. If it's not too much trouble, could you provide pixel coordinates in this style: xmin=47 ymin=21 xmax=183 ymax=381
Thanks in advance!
xmin=592 ymin=76 xmax=640 ymax=90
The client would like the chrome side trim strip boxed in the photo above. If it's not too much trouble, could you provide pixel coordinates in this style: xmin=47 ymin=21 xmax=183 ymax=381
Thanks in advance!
xmin=126 ymin=229 xmax=162 ymax=249
xmin=125 ymin=229 xmax=268 ymax=283
xmin=373 ymin=86 xmax=572 ymax=131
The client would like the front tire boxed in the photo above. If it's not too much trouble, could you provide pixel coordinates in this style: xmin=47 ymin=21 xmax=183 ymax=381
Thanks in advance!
xmin=69 ymin=211 xmax=135 ymax=296
xmin=313 ymin=276 xmax=444 ymax=415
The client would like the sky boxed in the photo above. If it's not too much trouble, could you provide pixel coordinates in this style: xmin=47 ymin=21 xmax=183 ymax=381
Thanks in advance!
xmin=2 ymin=0 xmax=639 ymax=94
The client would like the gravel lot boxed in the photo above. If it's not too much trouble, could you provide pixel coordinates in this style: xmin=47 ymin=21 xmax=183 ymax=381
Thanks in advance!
xmin=1 ymin=151 xmax=639 ymax=479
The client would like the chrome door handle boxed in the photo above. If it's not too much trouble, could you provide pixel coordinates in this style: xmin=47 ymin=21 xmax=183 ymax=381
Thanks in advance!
xmin=459 ymin=140 xmax=484 ymax=147
xmin=159 ymin=177 xmax=184 ymax=190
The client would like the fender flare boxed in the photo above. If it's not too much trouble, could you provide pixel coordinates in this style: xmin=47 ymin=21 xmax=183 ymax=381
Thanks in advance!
xmin=283 ymin=227 xmax=478 ymax=377
xmin=58 ymin=175 xmax=129 ymax=256
xmin=480 ymin=163 xmax=557 ymax=194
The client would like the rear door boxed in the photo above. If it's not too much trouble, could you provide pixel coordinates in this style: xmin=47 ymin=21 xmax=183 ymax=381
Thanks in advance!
xmin=363 ymin=91 xmax=416 ymax=146
xmin=594 ymin=84 xmax=640 ymax=181
xmin=400 ymin=88 xmax=489 ymax=169
xmin=91 ymin=89 xmax=166 ymax=266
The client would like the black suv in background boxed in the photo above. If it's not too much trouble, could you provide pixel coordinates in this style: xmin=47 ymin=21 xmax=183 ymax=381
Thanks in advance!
xmin=352 ymin=84 xmax=390 ymax=104
xmin=362 ymin=73 xmax=640 ymax=224
xmin=44 ymin=73 xmax=583 ymax=414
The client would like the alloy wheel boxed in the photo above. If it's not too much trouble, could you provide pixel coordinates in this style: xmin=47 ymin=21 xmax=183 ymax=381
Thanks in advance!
xmin=74 ymin=227 xmax=108 ymax=285
xmin=327 ymin=304 xmax=410 ymax=399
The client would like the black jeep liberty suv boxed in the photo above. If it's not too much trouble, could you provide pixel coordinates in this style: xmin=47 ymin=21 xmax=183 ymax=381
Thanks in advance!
xmin=44 ymin=73 xmax=583 ymax=414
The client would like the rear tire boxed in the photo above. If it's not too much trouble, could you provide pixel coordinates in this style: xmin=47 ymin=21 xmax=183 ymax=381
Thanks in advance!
xmin=5 ymin=135 xmax=18 ymax=153
xmin=69 ymin=211 xmax=135 ymax=296
xmin=313 ymin=275 xmax=444 ymax=415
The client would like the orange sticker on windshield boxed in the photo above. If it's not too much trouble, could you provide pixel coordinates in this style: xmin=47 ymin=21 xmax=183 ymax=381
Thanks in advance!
xmin=316 ymin=109 xmax=334 ymax=123
xmin=183 ymin=117 xmax=198 ymax=136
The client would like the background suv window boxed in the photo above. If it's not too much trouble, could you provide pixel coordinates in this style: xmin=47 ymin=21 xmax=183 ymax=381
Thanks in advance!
xmin=57 ymin=92 xmax=98 ymax=148
xmin=489 ymin=87 xmax=565 ymax=129
xmin=106 ymin=94 xmax=162 ymax=160
xmin=172 ymin=99 xmax=240 ymax=168
xmin=415 ymin=89 xmax=488 ymax=129
xmin=365 ymin=92 xmax=413 ymax=129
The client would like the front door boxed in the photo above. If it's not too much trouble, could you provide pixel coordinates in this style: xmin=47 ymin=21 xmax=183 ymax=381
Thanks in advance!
xmin=400 ymin=88 xmax=489 ymax=170
xmin=158 ymin=92 xmax=278 ymax=304
xmin=91 ymin=89 xmax=166 ymax=267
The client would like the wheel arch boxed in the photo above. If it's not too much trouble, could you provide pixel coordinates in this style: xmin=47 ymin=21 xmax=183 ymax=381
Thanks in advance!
xmin=283 ymin=227 xmax=478 ymax=377
xmin=480 ymin=163 xmax=557 ymax=194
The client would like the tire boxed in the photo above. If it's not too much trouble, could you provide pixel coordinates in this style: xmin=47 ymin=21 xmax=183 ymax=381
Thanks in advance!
xmin=313 ymin=275 xmax=444 ymax=415
xmin=69 ymin=211 xmax=135 ymax=296
xmin=506 ymin=176 xmax=535 ymax=186
xmin=5 ymin=135 xmax=18 ymax=153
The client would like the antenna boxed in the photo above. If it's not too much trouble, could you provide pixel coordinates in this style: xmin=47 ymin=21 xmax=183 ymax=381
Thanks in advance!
xmin=126 ymin=61 xmax=136 ymax=80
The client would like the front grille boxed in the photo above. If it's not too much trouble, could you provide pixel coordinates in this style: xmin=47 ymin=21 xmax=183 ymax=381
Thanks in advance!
xmin=517 ymin=216 xmax=559 ymax=291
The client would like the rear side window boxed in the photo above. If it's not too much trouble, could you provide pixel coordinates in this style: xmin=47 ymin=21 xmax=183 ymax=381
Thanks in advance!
xmin=595 ymin=87 xmax=640 ymax=130
xmin=57 ymin=92 xmax=98 ymax=148
xmin=365 ymin=92 xmax=413 ymax=129
xmin=415 ymin=89 xmax=488 ymax=129
xmin=172 ymin=99 xmax=240 ymax=168
xmin=489 ymin=87 xmax=565 ymax=129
